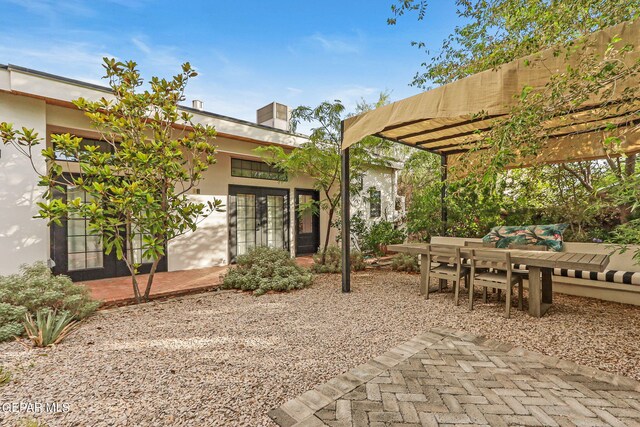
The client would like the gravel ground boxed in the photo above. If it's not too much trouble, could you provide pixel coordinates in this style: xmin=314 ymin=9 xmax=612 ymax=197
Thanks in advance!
xmin=1 ymin=271 xmax=639 ymax=426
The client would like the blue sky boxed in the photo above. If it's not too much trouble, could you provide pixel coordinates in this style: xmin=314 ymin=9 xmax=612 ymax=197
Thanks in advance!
xmin=0 ymin=0 xmax=461 ymax=127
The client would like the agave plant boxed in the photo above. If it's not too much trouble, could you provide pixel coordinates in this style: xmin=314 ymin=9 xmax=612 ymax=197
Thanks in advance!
xmin=23 ymin=310 xmax=78 ymax=347
xmin=0 ymin=366 xmax=10 ymax=385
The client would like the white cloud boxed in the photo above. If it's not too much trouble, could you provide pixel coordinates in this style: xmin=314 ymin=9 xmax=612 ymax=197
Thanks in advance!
xmin=131 ymin=37 xmax=152 ymax=55
xmin=309 ymin=32 xmax=362 ymax=54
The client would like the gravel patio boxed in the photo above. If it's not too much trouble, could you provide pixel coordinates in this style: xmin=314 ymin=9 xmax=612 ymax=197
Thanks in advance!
xmin=1 ymin=271 xmax=639 ymax=426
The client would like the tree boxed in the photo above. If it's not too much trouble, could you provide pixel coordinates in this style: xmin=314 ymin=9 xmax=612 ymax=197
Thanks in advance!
xmin=389 ymin=0 xmax=639 ymax=87
xmin=256 ymin=97 xmax=391 ymax=263
xmin=1 ymin=58 xmax=224 ymax=302
xmin=390 ymin=0 xmax=640 ymax=262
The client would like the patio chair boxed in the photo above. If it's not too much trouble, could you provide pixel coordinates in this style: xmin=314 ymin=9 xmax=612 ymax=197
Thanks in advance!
xmin=464 ymin=241 xmax=496 ymax=248
xmin=424 ymin=244 xmax=470 ymax=305
xmin=468 ymin=249 xmax=524 ymax=318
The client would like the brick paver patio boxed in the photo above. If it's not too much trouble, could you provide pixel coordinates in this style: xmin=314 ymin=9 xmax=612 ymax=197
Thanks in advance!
xmin=269 ymin=328 xmax=640 ymax=427
xmin=81 ymin=256 xmax=315 ymax=306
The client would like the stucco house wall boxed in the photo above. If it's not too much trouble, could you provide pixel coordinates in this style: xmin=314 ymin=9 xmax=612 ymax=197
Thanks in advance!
xmin=0 ymin=64 xmax=401 ymax=277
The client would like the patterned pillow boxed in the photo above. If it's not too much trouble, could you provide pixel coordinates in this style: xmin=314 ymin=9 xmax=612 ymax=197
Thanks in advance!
xmin=482 ymin=226 xmax=531 ymax=249
xmin=482 ymin=224 xmax=568 ymax=252
xmin=529 ymin=224 xmax=569 ymax=252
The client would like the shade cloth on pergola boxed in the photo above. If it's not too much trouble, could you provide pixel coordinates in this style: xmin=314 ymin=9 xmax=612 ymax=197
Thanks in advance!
xmin=338 ymin=20 xmax=640 ymax=292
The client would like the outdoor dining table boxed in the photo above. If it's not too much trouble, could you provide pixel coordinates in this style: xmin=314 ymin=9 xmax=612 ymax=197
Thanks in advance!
xmin=387 ymin=243 xmax=610 ymax=317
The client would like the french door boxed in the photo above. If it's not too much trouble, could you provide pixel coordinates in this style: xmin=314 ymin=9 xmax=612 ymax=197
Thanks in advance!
xmin=50 ymin=183 xmax=167 ymax=281
xmin=228 ymin=185 xmax=289 ymax=262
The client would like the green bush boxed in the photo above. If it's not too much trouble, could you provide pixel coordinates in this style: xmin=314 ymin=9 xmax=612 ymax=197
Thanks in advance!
xmin=362 ymin=220 xmax=406 ymax=257
xmin=222 ymin=246 xmax=313 ymax=295
xmin=0 ymin=262 xmax=99 ymax=342
xmin=311 ymin=246 xmax=367 ymax=273
xmin=390 ymin=253 xmax=420 ymax=273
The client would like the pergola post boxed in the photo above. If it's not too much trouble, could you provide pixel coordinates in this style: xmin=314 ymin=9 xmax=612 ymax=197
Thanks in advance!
xmin=340 ymin=122 xmax=351 ymax=293
xmin=440 ymin=154 xmax=448 ymax=236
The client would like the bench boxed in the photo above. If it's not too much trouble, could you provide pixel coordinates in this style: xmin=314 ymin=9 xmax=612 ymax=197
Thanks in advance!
xmin=430 ymin=236 xmax=640 ymax=306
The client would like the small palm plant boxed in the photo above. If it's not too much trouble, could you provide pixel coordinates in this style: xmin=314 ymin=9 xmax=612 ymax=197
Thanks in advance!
xmin=23 ymin=310 xmax=78 ymax=347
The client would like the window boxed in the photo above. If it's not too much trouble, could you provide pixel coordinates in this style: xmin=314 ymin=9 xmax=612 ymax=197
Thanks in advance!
xmin=54 ymin=138 xmax=113 ymax=162
xmin=267 ymin=195 xmax=285 ymax=249
xmin=131 ymin=228 xmax=154 ymax=265
xmin=236 ymin=194 xmax=256 ymax=256
xmin=297 ymin=195 xmax=314 ymax=234
xmin=66 ymin=186 xmax=103 ymax=271
xmin=369 ymin=187 xmax=381 ymax=219
xmin=231 ymin=158 xmax=287 ymax=181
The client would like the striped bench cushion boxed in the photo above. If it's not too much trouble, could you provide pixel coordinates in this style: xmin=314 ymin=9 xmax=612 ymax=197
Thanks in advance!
xmin=513 ymin=264 xmax=640 ymax=285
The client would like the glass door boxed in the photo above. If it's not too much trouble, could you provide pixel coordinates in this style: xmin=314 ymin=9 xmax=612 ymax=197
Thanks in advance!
xmin=229 ymin=185 xmax=289 ymax=262
xmin=294 ymin=189 xmax=320 ymax=255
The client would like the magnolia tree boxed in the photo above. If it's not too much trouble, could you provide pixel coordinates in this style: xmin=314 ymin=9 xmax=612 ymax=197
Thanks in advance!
xmin=0 ymin=59 xmax=223 ymax=302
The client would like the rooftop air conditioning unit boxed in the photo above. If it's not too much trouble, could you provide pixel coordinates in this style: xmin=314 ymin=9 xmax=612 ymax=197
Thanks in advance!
xmin=257 ymin=102 xmax=290 ymax=131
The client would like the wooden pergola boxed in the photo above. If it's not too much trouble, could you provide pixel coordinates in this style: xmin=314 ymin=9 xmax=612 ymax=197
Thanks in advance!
xmin=338 ymin=20 xmax=640 ymax=292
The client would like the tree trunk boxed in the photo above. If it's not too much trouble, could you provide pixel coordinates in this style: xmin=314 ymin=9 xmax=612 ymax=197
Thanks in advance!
xmin=131 ymin=274 xmax=141 ymax=304
xmin=320 ymin=204 xmax=336 ymax=265
xmin=125 ymin=219 xmax=142 ymax=303
xmin=142 ymin=256 xmax=162 ymax=301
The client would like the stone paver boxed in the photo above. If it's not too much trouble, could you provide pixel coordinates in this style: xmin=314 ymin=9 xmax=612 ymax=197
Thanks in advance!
xmin=269 ymin=328 xmax=640 ymax=426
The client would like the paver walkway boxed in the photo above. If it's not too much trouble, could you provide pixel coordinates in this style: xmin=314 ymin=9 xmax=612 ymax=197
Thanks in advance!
xmin=269 ymin=328 xmax=640 ymax=427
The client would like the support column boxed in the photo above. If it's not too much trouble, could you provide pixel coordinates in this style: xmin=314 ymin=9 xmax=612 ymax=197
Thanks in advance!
xmin=440 ymin=154 xmax=448 ymax=236
xmin=341 ymin=124 xmax=351 ymax=293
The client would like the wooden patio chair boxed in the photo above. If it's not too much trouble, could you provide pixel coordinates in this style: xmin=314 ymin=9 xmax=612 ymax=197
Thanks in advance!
xmin=464 ymin=241 xmax=496 ymax=248
xmin=468 ymin=249 xmax=524 ymax=318
xmin=424 ymin=244 xmax=470 ymax=305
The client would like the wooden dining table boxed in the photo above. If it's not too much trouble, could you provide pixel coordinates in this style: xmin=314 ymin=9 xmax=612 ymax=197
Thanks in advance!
xmin=387 ymin=243 xmax=610 ymax=317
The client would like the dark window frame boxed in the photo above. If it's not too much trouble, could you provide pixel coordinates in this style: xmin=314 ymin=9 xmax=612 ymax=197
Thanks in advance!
xmin=369 ymin=187 xmax=382 ymax=219
xmin=53 ymin=137 xmax=114 ymax=162
xmin=231 ymin=158 xmax=287 ymax=181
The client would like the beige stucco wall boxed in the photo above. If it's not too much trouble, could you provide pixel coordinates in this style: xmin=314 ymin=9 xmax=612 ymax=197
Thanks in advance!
xmin=0 ymin=92 xmax=50 ymax=275
xmin=168 ymin=140 xmax=322 ymax=271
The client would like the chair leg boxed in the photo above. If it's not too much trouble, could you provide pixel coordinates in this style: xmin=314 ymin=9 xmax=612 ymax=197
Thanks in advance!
xmin=497 ymin=289 xmax=502 ymax=300
xmin=505 ymin=285 xmax=512 ymax=319
xmin=482 ymin=287 xmax=487 ymax=303
xmin=468 ymin=276 xmax=474 ymax=311
xmin=454 ymin=279 xmax=460 ymax=306
xmin=425 ymin=268 xmax=430 ymax=300
xmin=518 ymin=279 xmax=524 ymax=311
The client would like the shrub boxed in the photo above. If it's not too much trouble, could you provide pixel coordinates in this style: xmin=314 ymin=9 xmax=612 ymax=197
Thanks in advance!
xmin=391 ymin=253 xmax=420 ymax=273
xmin=222 ymin=246 xmax=313 ymax=295
xmin=311 ymin=246 xmax=367 ymax=273
xmin=20 ymin=418 xmax=48 ymax=427
xmin=23 ymin=310 xmax=78 ymax=347
xmin=0 ymin=262 xmax=99 ymax=342
xmin=0 ymin=366 xmax=10 ymax=386
xmin=362 ymin=220 xmax=406 ymax=257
